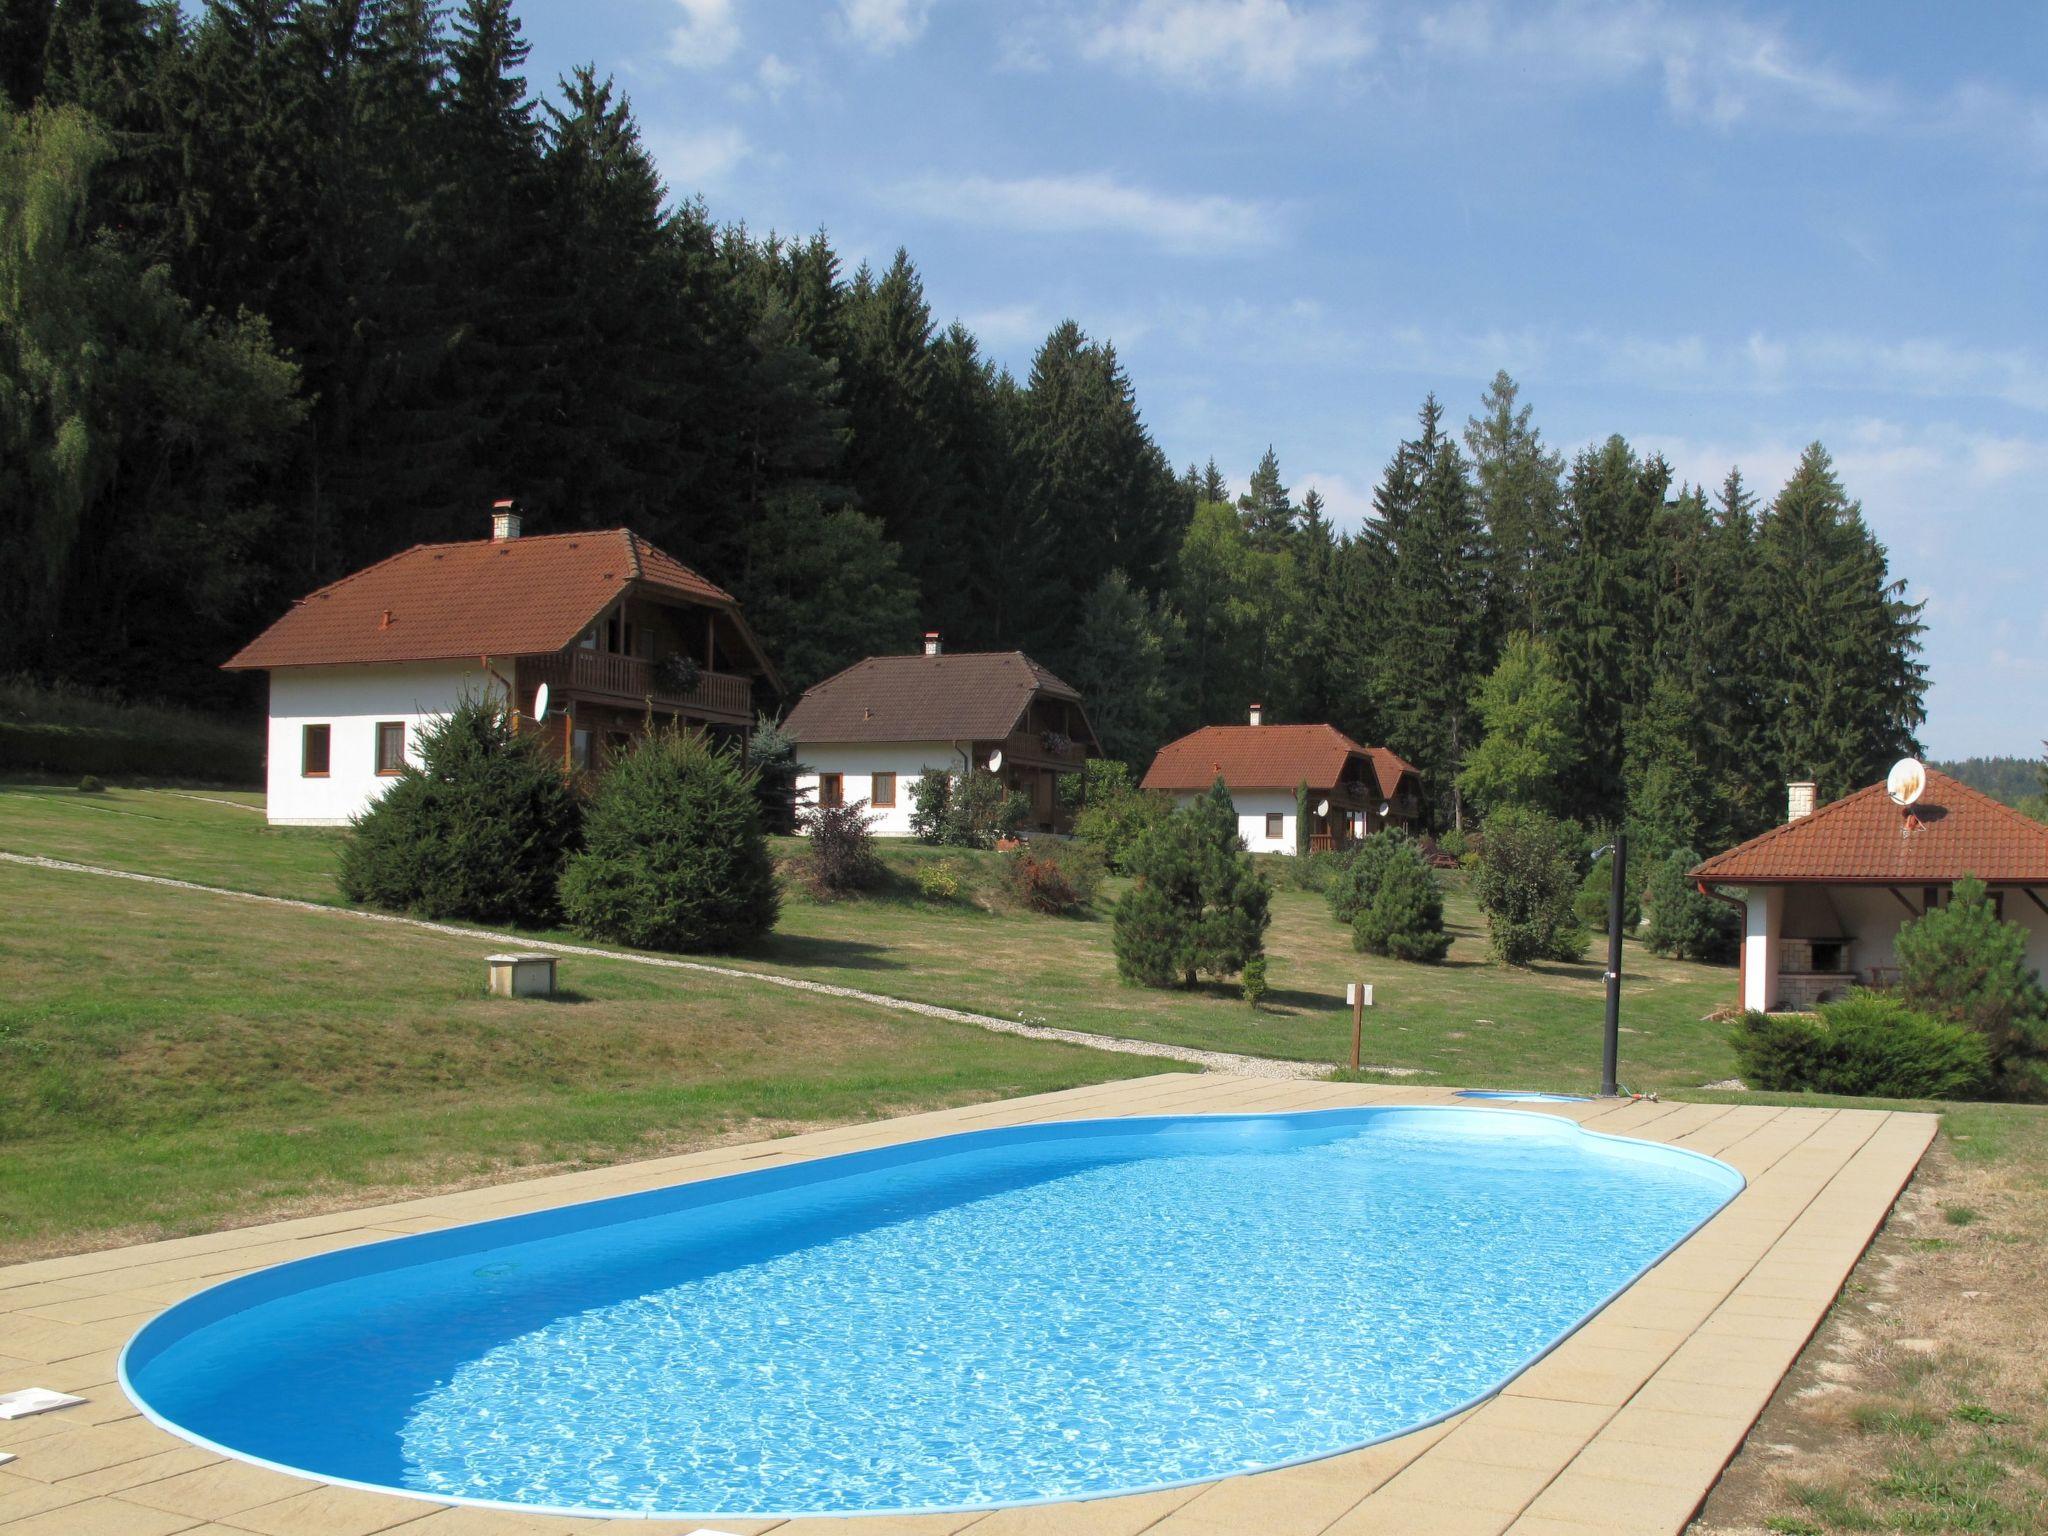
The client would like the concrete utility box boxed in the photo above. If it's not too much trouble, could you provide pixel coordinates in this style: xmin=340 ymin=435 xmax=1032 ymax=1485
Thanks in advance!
xmin=487 ymin=953 xmax=558 ymax=998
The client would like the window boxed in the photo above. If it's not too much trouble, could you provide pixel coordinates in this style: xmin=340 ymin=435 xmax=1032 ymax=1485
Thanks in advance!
xmin=818 ymin=773 xmax=844 ymax=809
xmin=871 ymin=771 xmax=897 ymax=808
xmin=572 ymin=729 xmax=593 ymax=770
xmin=375 ymin=721 xmax=406 ymax=775
xmin=301 ymin=723 xmax=331 ymax=777
xmin=1265 ymin=812 xmax=1285 ymax=840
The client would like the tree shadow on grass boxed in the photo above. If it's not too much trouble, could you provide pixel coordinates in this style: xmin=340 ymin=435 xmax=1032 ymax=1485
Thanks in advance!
xmin=744 ymin=933 xmax=905 ymax=972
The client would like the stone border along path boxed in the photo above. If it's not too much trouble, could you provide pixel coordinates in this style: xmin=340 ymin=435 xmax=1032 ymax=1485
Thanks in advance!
xmin=0 ymin=850 xmax=1372 ymax=1082
xmin=0 ymin=1074 xmax=1938 ymax=1536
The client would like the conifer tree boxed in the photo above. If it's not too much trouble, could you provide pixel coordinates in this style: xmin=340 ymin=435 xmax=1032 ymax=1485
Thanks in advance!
xmin=1066 ymin=569 xmax=1183 ymax=767
xmin=1199 ymin=456 xmax=1229 ymax=505
xmin=1465 ymin=370 xmax=1564 ymax=641
xmin=1113 ymin=777 xmax=1270 ymax=988
xmin=1459 ymin=633 xmax=1578 ymax=818
xmin=1238 ymin=444 xmax=1294 ymax=549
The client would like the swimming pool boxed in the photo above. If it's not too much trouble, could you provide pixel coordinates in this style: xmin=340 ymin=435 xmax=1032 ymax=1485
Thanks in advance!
xmin=122 ymin=1107 xmax=1742 ymax=1520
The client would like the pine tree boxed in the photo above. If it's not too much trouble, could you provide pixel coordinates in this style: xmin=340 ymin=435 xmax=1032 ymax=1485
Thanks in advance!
xmin=1066 ymin=569 xmax=1183 ymax=767
xmin=1459 ymin=633 xmax=1578 ymax=818
xmin=1199 ymin=456 xmax=1228 ymax=505
xmin=1756 ymin=443 xmax=1927 ymax=801
xmin=1237 ymin=444 xmax=1294 ymax=549
xmin=1113 ymin=777 xmax=1270 ymax=988
xmin=1465 ymin=370 xmax=1564 ymax=641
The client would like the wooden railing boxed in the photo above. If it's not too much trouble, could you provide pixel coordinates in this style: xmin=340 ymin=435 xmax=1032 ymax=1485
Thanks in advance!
xmin=1308 ymin=833 xmax=1338 ymax=853
xmin=1000 ymin=728 xmax=1088 ymax=766
xmin=526 ymin=650 xmax=753 ymax=718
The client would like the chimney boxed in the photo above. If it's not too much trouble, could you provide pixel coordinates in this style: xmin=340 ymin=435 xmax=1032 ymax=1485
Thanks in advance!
xmin=1248 ymin=702 xmax=1263 ymax=727
xmin=923 ymin=631 xmax=942 ymax=656
xmin=1787 ymin=781 xmax=1817 ymax=822
xmin=491 ymin=498 xmax=521 ymax=541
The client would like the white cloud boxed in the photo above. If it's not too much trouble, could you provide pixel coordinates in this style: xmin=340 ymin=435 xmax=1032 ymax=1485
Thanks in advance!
xmin=891 ymin=171 xmax=1282 ymax=255
xmin=755 ymin=52 xmax=799 ymax=99
xmin=1294 ymin=470 xmax=1376 ymax=530
xmin=648 ymin=126 xmax=751 ymax=193
xmin=666 ymin=0 xmax=741 ymax=67
xmin=960 ymin=303 xmax=1053 ymax=350
xmin=1085 ymin=0 xmax=1373 ymax=89
xmin=839 ymin=0 xmax=934 ymax=53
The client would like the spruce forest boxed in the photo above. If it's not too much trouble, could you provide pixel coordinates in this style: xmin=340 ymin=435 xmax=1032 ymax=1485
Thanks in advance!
xmin=1 ymin=0 xmax=1928 ymax=852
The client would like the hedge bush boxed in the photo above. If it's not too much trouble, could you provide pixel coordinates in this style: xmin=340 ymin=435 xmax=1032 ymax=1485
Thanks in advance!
xmin=803 ymin=798 xmax=881 ymax=893
xmin=907 ymin=768 xmax=1028 ymax=849
xmin=1731 ymin=994 xmax=1993 ymax=1099
xmin=1071 ymin=761 xmax=1173 ymax=873
xmin=1000 ymin=843 xmax=1104 ymax=915
xmin=558 ymin=728 xmax=778 ymax=952
xmin=0 ymin=677 xmax=262 ymax=785
xmin=337 ymin=699 xmax=580 ymax=926
xmin=1896 ymin=874 xmax=2048 ymax=1087
xmin=1472 ymin=806 xmax=1587 ymax=965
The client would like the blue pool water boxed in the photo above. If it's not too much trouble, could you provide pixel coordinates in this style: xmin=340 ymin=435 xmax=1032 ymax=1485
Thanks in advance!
xmin=123 ymin=1108 xmax=1741 ymax=1519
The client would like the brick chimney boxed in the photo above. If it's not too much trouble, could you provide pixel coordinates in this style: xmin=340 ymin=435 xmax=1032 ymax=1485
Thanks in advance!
xmin=1248 ymin=702 xmax=1264 ymax=726
xmin=923 ymin=631 xmax=942 ymax=656
xmin=1787 ymin=781 xmax=1817 ymax=822
xmin=491 ymin=499 xmax=521 ymax=541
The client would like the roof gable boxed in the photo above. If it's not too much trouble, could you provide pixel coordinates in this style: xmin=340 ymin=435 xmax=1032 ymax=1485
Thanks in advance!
xmin=782 ymin=651 xmax=1087 ymax=744
xmin=1692 ymin=769 xmax=2048 ymax=885
xmin=224 ymin=529 xmax=748 ymax=673
xmin=1141 ymin=724 xmax=1412 ymax=795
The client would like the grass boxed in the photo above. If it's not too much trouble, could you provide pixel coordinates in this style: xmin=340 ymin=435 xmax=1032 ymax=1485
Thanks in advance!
xmin=1699 ymin=1101 xmax=2048 ymax=1536
xmin=0 ymin=677 xmax=263 ymax=785
xmin=0 ymin=782 xmax=1744 ymax=1092
xmin=0 ymin=860 xmax=1172 ymax=1258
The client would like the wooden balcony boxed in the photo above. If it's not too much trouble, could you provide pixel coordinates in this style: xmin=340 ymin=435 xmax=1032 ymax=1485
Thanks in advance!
xmin=997 ymin=728 xmax=1089 ymax=770
xmin=524 ymin=650 xmax=754 ymax=721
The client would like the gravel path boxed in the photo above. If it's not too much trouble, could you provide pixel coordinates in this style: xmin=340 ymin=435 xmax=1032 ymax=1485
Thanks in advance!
xmin=1 ymin=850 xmax=1361 ymax=1081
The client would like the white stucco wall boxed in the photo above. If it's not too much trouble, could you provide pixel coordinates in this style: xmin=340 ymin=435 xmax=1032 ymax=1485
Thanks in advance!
xmin=794 ymin=742 xmax=969 ymax=837
xmin=1169 ymin=788 xmax=1300 ymax=854
xmin=265 ymin=662 xmax=505 ymax=826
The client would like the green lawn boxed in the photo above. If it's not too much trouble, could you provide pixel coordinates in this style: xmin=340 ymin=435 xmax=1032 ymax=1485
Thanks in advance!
xmin=0 ymin=859 xmax=1170 ymax=1259
xmin=0 ymin=779 xmax=1741 ymax=1092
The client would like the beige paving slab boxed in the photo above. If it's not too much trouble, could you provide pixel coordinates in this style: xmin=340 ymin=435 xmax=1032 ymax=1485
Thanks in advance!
xmin=0 ymin=1083 xmax=1933 ymax=1536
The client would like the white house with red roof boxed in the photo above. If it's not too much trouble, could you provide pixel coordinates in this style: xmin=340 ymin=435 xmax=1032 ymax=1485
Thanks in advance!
xmin=1139 ymin=708 xmax=1422 ymax=855
xmin=1691 ymin=769 xmax=2048 ymax=1012
xmin=225 ymin=507 xmax=778 ymax=825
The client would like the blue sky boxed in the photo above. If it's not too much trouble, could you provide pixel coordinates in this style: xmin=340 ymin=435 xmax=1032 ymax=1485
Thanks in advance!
xmin=516 ymin=0 xmax=2047 ymax=760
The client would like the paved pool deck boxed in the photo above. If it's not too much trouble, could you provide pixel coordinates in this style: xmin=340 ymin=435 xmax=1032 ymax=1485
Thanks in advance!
xmin=0 ymin=1075 xmax=1936 ymax=1536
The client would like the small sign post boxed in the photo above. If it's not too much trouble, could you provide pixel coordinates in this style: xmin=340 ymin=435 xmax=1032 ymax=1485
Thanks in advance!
xmin=1346 ymin=982 xmax=1373 ymax=1072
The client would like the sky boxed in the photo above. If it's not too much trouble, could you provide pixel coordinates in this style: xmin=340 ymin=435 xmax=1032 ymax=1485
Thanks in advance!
xmin=512 ymin=0 xmax=2048 ymax=761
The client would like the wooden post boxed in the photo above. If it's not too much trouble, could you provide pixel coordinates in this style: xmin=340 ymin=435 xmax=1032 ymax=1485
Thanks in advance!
xmin=1349 ymin=982 xmax=1364 ymax=1073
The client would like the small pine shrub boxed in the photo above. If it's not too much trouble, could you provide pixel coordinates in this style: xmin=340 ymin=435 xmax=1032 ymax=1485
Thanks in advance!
xmin=558 ymin=728 xmax=778 ymax=952
xmin=1896 ymin=874 xmax=2048 ymax=1084
xmin=1242 ymin=954 xmax=1269 ymax=1009
xmin=338 ymin=699 xmax=581 ymax=927
xmin=1642 ymin=847 xmax=1737 ymax=961
xmin=1001 ymin=843 xmax=1104 ymax=915
xmin=1574 ymin=846 xmax=1642 ymax=933
xmin=1730 ymin=995 xmax=1993 ymax=1099
xmin=1473 ymin=807 xmax=1587 ymax=965
xmin=1113 ymin=777 xmax=1270 ymax=988
xmin=914 ymin=860 xmax=963 ymax=903
xmin=75 ymin=774 xmax=103 ymax=793
xmin=1353 ymin=849 xmax=1453 ymax=963
xmin=804 ymin=798 xmax=881 ymax=893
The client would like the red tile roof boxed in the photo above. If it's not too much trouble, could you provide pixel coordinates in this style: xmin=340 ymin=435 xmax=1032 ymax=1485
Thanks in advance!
xmin=783 ymin=651 xmax=1091 ymax=745
xmin=223 ymin=529 xmax=767 ymax=675
xmin=1692 ymin=769 xmax=2048 ymax=885
xmin=1141 ymin=724 xmax=1417 ymax=798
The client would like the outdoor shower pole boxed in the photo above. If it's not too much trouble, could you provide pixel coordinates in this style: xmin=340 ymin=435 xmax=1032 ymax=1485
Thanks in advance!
xmin=1602 ymin=832 xmax=1626 ymax=1097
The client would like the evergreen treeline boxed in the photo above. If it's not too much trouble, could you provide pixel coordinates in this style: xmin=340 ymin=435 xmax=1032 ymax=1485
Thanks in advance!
xmin=1934 ymin=756 xmax=2045 ymax=809
xmin=0 ymin=0 xmax=1926 ymax=851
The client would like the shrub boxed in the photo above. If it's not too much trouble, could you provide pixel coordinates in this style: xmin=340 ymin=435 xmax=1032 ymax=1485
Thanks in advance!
xmin=1289 ymin=847 xmax=1350 ymax=893
xmin=804 ymin=798 xmax=881 ymax=893
xmin=1353 ymin=849 xmax=1453 ymax=963
xmin=944 ymin=770 xmax=1028 ymax=848
xmin=1436 ymin=827 xmax=1469 ymax=863
xmin=1327 ymin=831 xmax=1451 ymax=962
xmin=338 ymin=698 xmax=580 ymax=927
xmin=1242 ymin=954 xmax=1269 ymax=1009
xmin=1001 ymin=843 xmax=1104 ymax=915
xmin=1731 ymin=996 xmax=1993 ymax=1100
xmin=1642 ymin=847 xmax=1738 ymax=961
xmin=1072 ymin=761 xmax=1173 ymax=874
xmin=914 ymin=860 xmax=963 ymax=903
xmin=908 ymin=768 xmax=951 ymax=844
xmin=1472 ymin=806 xmax=1586 ymax=965
xmin=558 ymin=727 xmax=778 ymax=952
xmin=76 ymin=774 xmax=103 ymax=793
xmin=1113 ymin=777 xmax=1270 ymax=989
xmin=748 ymin=713 xmax=802 ymax=833
xmin=1896 ymin=875 xmax=2048 ymax=1085
xmin=1574 ymin=845 xmax=1642 ymax=933
xmin=0 ymin=675 xmax=262 ymax=785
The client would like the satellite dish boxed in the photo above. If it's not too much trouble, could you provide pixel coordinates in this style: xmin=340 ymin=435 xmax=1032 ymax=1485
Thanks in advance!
xmin=1315 ymin=798 xmax=1330 ymax=818
xmin=1886 ymin=757 xmax=1926 ymax=807
xmin=531 ymin=682 xmax=550 ymax=723
xmin=987 ymin=749 xmax=1003 ymax=773
xmin=1379 ymin=802 xmax=1392 ymax=818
